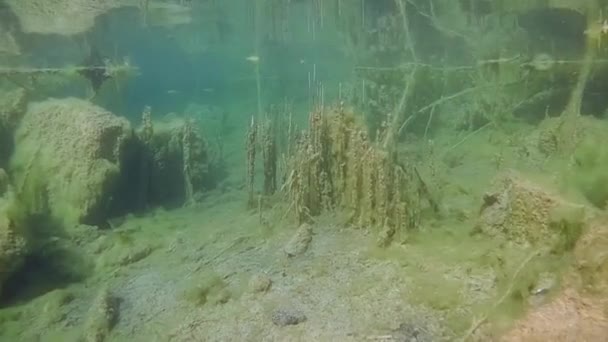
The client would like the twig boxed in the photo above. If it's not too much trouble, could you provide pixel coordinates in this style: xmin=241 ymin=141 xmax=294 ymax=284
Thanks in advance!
xmin=355 ymin=63 xmax=473 ymax=72
xmin=366 ymin=335 xmax=394 ymax=340
xmin=404 ymin=0 xmax=473 ymax=44
xmin=383 ymin=0 xmax=419 ymax=150
xmin=399 ymin=84 xmax=492 ymax=135
xmin=417 ymin=84 xmax=491 ymax=114
xmin=0 ymin=64 xmax=135 ymax=76
xmin=459 ymin=250 xmax=542 ymax=341
xmin=413 ymin=166 xmax=440 ymax=215
xmin=423 ymin=104 xmax=436 ymax=140
xmin=397 ymin=106 xmax=415 ymax=136
xmin=442 ymin=121 xmax=492 ymax=156
xmin=403 ymin=76 xmax=524 ymax=136
xmin=356 ymin=58 xmax=608 ymax=73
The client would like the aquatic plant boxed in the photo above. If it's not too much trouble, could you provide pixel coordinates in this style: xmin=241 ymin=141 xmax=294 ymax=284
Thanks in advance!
xmin=134 ymin=110 xmax=212 ymax=208
xmin=245 ymin=117 xmax=258 ymax=209
xmin=261 ymin=119 xmax=278 ymax=196
xmin=250 ymin=104 xmax=438 ymax=245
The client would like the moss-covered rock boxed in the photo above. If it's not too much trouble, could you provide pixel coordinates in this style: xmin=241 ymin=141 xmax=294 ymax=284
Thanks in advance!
xmin=10 ymin=98 xmax=133 ymax=227
xmin=477 ymin=171 xmax=588 ymax=247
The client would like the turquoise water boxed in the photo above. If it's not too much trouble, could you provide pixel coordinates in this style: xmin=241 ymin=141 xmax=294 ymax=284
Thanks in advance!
xmin=1 ymin=1 xmax=608 ymax=341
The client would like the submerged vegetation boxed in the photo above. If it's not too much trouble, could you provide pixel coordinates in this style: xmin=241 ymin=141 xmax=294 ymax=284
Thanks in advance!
xmin=1 ymin=0 xmax=608 ymax=341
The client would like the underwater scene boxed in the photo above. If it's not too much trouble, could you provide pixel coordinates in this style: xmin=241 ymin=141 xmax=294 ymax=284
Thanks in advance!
xmin=1 ymin=0 xmax=608 ymax=341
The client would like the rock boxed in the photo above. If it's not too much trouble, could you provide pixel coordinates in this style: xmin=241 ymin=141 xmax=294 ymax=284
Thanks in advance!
xmin=391 ymin=322 xmax=434 ymax=342
xmin=476 ymin=171 xmax=587 ymax=245
xmin=11 ymin=98 xmax=133 ymax=227
xmin=249 ymin=273 xmax=272 ymax=294
xmin=284 ymin=223 xmax=313 ymax=257
xmin=271 ymin=308 xmax=307 ymax=327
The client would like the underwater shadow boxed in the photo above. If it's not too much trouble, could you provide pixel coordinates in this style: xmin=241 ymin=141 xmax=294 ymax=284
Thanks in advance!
xmin=0 ymin=214 xmax=90 ymax=308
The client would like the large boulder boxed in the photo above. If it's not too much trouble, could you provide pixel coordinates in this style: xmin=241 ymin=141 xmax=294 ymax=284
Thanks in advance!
xmin=10 ymin=98 xmax=133 ymax=227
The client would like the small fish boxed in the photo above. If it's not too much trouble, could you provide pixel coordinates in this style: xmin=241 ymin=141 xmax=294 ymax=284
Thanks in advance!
xmin=531 ymin=287 xmax=550 ymax=296
xmin=246 ymin=55 xmax=260 ymax=63
xmin=584 ymin=19 xmax=608 ymax=36
xmin=202 ymin=88 xmax=214 ymax=93
xmin=167 ymin=90 xmax=178 ymax=94
xmin=583 ymin=19 xmax=608 ymax=49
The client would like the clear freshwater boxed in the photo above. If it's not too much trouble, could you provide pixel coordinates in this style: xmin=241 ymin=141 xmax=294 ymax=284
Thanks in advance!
xmin=1 ymin=1 xmax=608 ymax=341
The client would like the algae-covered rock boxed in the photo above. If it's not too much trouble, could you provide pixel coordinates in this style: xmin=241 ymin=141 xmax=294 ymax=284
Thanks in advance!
xmin=283 ymin=223 xmax=313 ymax=257
xmin=11 ymin=98 xmax=133 ymax=226
xmin=477 ymin=171 xmax=587 ymax=246
xmin=248 ymin=273 xmax=272 ymax=294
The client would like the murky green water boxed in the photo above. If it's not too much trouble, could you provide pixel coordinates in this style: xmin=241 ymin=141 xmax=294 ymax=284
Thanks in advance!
xmin=1 ymin=1 xmax=608 ymax=341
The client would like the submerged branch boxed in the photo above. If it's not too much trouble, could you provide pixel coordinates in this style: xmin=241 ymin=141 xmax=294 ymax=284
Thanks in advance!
xmin=0 ymin=63 xmax=137 ymax=77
